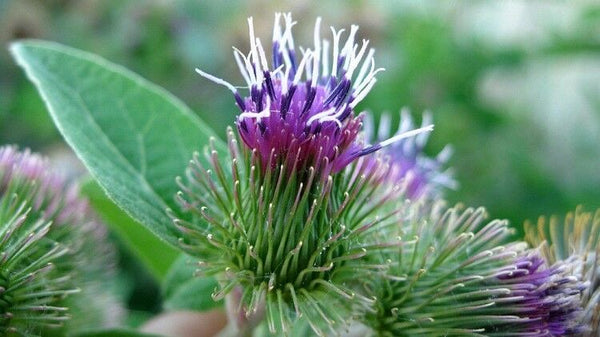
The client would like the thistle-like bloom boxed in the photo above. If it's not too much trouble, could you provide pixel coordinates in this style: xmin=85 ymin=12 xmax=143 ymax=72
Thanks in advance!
xmin=178 ymin=14 xmax=434 ymax=335
xmin=196 ymin=13 xmax=432 ymax=179
xmin=525 ymin=207 xmax=600 ymax=336
xmin=365 ymin=109 xmax=455 ymax=200
xmin=0 ymin=146 xmax=120 ymax=336
xmin=362 ymin=203 xmax=586 ymax=336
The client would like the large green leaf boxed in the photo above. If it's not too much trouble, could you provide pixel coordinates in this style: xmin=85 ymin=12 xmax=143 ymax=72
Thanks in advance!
xmin=10 ymin=40 xmax=227 ymax=246
xmin=162 ymin=254 xmax=222 ymax=311
xmin=82 ymin=179 xmax=179 ymax=281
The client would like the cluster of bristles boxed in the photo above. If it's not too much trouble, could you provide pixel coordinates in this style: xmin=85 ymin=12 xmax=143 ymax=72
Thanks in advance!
xmin=180 ymin=12 xmax=598 ymax=337
xmin=365 ymin=203 xmax=587 ymax=336
xmin=174 ymin=128 xmax=404 ymax=335
xmin=0 ymin=146 xmax=120 ymax=336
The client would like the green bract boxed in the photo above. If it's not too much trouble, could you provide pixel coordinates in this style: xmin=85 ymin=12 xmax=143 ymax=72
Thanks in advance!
xmin=174 ymin=128 xmax=400 ymax=335
xmin=0 ymin=175 xmax=73 ymax=336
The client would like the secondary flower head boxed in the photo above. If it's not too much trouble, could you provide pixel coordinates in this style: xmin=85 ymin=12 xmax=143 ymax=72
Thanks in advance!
xmin=495 ymin=253 xmax=586 ymax=336
xmin=363 ymin=203 xmax=586 ymax=336
xmin=0 ymin=146 xmax=121 ymax=336
xmin=365 ymin=109 xmax=456 ymax=199
xmin=525 ymin=207 xmax=600 ymax=336
xmin=196 ymin=13 xmax=432 ymax=178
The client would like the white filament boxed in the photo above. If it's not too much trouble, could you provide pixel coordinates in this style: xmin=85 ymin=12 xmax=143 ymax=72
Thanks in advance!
xmin=198 ymin=13 xmax=384 ymax=120
xmin=195 ymin=68 xmax=237 ymax=94
xmin=379 ymin=125 xmax=435 ymax=148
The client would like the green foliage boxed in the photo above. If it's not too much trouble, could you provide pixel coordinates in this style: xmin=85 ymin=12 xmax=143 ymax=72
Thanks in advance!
xmin=81 ymin=179 xmax=179 ymax=281
xmin=10 ymin=40 xmax=227 ymax=248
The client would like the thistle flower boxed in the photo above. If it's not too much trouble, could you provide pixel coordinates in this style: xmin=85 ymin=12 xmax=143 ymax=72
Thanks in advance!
xmin=196 ymin=13 xmax=433 ymax=180
xmin=362 ymin=203 xmax=586 ymax=336
xmin=364 ymin=109 xmax=455 ymax=200
xmin=525 ymin=207 xmax=600 ymax=336
xmin=176 ymin=13 xmax=436 ymax=335
xmin=0 ymin=146 xmax=120 ymax=336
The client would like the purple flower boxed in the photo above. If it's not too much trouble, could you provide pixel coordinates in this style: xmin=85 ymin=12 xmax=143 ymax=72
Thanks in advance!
xmin=196 ymin=13 xmax=432 ymax=178
xmin=363 ymin=204 xmax=585 ymax=337
xmin=525 ymin=208 xmax=600 ymax=336
xmin=494 ymin=252 xmax=586 ymax=336
xmin=364 ymin=109 xmax=456 ymax=199
xmin=0 ymin=146 xmax=83 ymax=226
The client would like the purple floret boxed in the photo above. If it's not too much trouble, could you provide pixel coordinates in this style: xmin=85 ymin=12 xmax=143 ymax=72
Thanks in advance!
xmin=496 ymin=253 xmax=586 ymax=336
xmin=196 ymin=13 xmax=433 ymax=178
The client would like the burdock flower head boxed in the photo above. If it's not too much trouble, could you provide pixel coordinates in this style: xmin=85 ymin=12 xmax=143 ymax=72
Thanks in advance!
xmin=196 ymin=12 xmax=432 ymax=179
xmin=0 ymin=146 xmax=120 ymax=336
xmin=175 ymin=13 xmax=428 ymax=335
xmin=362 ymin=202 xmax=586 ymax=336
xmin=365 ymin=109 xmax=455 ymax=200
xmin=525 ymin=207 xmax=600 ymax=336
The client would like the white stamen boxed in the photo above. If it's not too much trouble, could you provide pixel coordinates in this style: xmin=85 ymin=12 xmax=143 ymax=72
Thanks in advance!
xmin=378 ymin=114 xmax=391 ymax=141
xmin=283 ymin=13 xmax=296 ymax=51
xmin=399 ymin=108 xmax=413 ymax=132
xmin=279 ymin=14 xmax=296 ymax=72
xmin=306 ymin=107 xmax=337 ymax=125
xmin=398 ymin=108 xmax=428 ymax=148
xmin=195 ymin=68 xmax=237 ymax=94
xmin=363 ymin=114 xmax=375 ymax=142
xmin=234 ymin=46 xmax=257 ymax=85
xmin=281 ymin=66 xmax=291 ymax=95
xmin=293 ymin=50 xmax=312 ymax=85
xmin=273 ymin=13 xmax=282 ymax=43
xmin=346 ymin=39 xmax=369 ymax=79
xmin=340 ymin=25 xmax=359 ymax=70
xmin=416 ymin=110 xmax=433 ymax=146
xmin=316 ymin=115 xmax=343 ymax=128
xmin=350 ymin=77 xmax=377 ymax=108
xmin=239 ymin=96 xmax=271 ymax=121
xmin=353 ymin=64 xmax=384 ymax=98
xmin=316 ymin=103 xmax=349 ymax=127
xmin=248 ymin=17 xmax=260 ymax=76
xmin=270 ymin=64 xmax=285 ymax=84
xmin=321 ymin=39 xmax=330 ymax=79
xmin=437 ymin=145 xmax=453 ymax=163
xmin=330 ymin=27 xmax=344 ymax=77
xmin=312 ymin=17 xmax=322 ymax=87
xmin=300 ymin=47 xmax=312 ymax=82
xmin=256 ymin=38 xmax=269 ymax=73
xmin=379 ymin=125 xmax=434 ymax=148
xmin=354 ymin=48 xmax=375 ymax=87
xmin=233 ymin=47 xmax=252 ymax=86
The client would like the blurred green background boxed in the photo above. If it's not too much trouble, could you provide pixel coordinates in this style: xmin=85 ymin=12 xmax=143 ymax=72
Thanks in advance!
xmin=1 ymin=0 xmax=599 ymax=324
